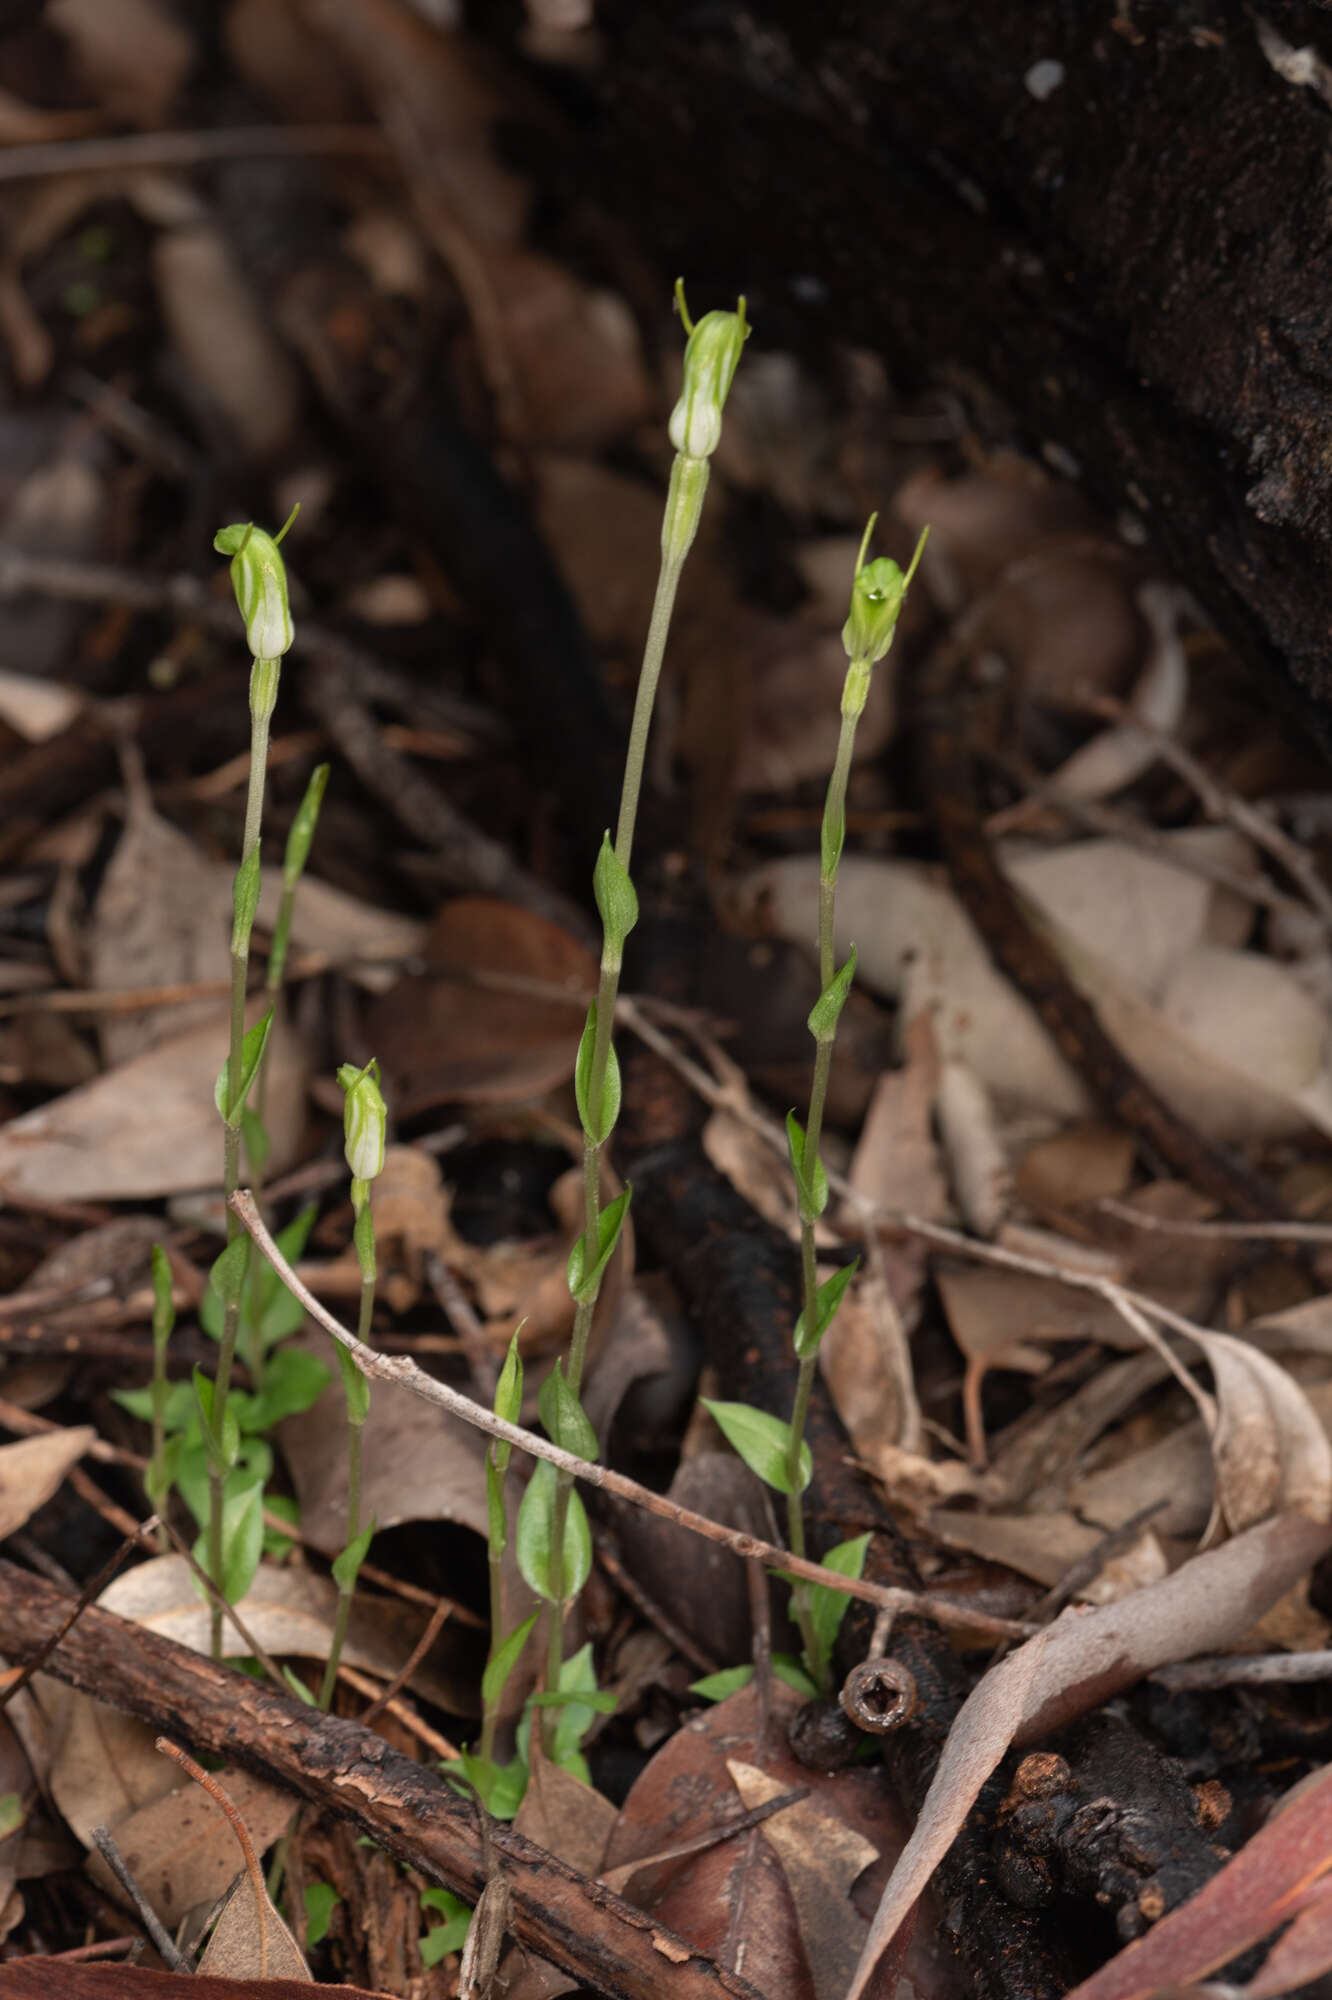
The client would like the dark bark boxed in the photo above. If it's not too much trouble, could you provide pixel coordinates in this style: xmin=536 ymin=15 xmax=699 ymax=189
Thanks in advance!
xmin=595 ymin=0 xmax=1332 ymax=748
xmin=0 ymin=1562 xmax=761 ymax=2000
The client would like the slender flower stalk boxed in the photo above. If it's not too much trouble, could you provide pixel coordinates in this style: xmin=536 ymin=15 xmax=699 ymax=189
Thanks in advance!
xmin=146 ymin=1245 xmax=175 ymax=1552
xmin=245 ymin=761 xmax=330 ymax=1387
xmin=480 ymin=1332 xmax=523 ymax=1767
xmin=205 ymin=509 xmax=298 ymax=1658
xmin=542 ymin=287 xmax=749 ymax=1735
xmin=782 ymin=519 xmax=927 ymax=1676
xmin=319 ymin=1059 xmax=386 ymax=1709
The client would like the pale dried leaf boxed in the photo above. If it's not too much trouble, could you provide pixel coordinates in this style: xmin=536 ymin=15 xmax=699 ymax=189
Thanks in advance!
xmin=0 ymin=1007 xmax=309 ymax=1201
xmin=90 ymin=804 xmax=231 ymax=1063
xmin=0 ymin=670 xmax=84 ymax=744
xmin=98 ymin=1555 xmax=470 ymax=1711
xmin=48 ymin=0 xmax=194 ymax=125
xmin=41 ymin=1686 xmax=176 ymax=1849
xmin=196 ymin=1864 xmax=311 ymax=1981
xmin=702 ymin=1103 xmax=799 ymax=1234
xmin=934 ymin=1059 xmax=1010 ymax=1237
xmin=728 ymin=1759 xmax=877 ymax=2000
xmin=1191 ymin=1332 xmax=1332 ymax=1534
xmin=847 ymin=1513 xmax=1332 ymax=2000
xmin=1040 ymin=582 xmax=1189 ymax=803
xmin=845 ymin=1011 xmax=947 ymax=1223
xmin=516 ymin=1744 xmax=616 ymax=1876
xmin=819 ymin=1266 xmax=924 ymax=1462
xmin=0 ymin=1428 xmax=93 ymax=1543
xmin=153 ymin=222 xmax=303 ymax=459
xmin=255 ymin=869 xmax=427 ymax=993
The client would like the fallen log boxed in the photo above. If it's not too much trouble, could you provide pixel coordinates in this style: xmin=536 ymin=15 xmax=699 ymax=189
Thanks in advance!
xmin=0 ymin=1561 xmax=761 ymax=2000
xmin=593 ymin=0 xmax=1332 ymax=745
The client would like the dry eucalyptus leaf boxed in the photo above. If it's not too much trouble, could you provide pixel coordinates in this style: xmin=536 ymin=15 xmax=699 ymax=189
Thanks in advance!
xmin=41 ymin=1684 xmax=177 ymax=1850
xmin=196 ymin=1862 xmax=310 ymax=1981
xmin=934 ymin=1059 xmax=1011 ymax=1237
xmin=0 ymin=1428 xmax=93 ymax=1544
xmin=255 ymin=869 xmax=427 ymax=994
xmin=98 ymin=1555 xmax=471 ymax=1711
xmin=844 ymin=1011 xmax=947 ymax=1225
xmin=1034 ymin=581 xmax=1189 ymax=805
xmin=87 ymin=1767 xmax=293 ymax=1927
xmin=727 ymin=1759 xmax=878 ymax=2000
xmin=0 ymin=669 xmax=84 ymax=743
xmin=1190 ymin=1331 xmax=1332 ymax=1535
xmin=0 ymin=1006 xmax=308 ymax=1201
xmin=48 ymin=0 xmax=194 ymax=125
xmin=516 ymin=1742 xmax=616 ymax=1877
xmin=90 ymin=803 xmax=231 ymax=1064
xmin=369 ymin=896 xmax=595 ymax=1116
xmin=153 ymin=221 xmax=304 ymax=461
xmin=846 ymin=1511 xmax=1332 ymax=2000
xmin=818 ymin=1266 xmax=924 ymax=1463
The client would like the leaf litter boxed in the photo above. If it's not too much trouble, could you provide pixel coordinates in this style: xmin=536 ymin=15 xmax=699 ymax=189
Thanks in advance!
xmin=0 ymin=8 xmax=1331 ymax=1997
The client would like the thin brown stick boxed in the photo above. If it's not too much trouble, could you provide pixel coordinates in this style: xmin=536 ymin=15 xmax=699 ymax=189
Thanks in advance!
xmin=1098 ymin=1195 xmax=1332 ymax=1245
xmin=336 ymin=1662 xmax=460 ymax=1761
xmin=0 ymin=1519 xmax=151 ymax=1709
xmin=231 ymin=1191 xmax=1033 ymax=1642
xmin=1151 ymin=1650 xmax=1332 ymax=1690
xmin=155 ymin=1738 xmax=272 ymax=1954
xmin=0 ymin=124 xmax=389 ymax=185
xmin=355 ymin=1597 xmax=451 ymax=1726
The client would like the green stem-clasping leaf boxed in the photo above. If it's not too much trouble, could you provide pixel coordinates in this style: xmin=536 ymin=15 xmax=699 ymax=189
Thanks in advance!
xmin=807 ymin=947 xmax=858 ymax=1046
xmin=537 ymin=1362 xmax=600 ymax=1461
xmin=567 ymin=1187 xmax=631 ymax=1305
xmin=215 ymin=1009 xmax=275 ymax=1126
xmin=194 ymin=1367 xmax=240 ymax=1473
xmin=485 ymin=1456 xmax=507 ymax=1557
xmin=593 ymin=835 xmax=638 ymax=963
xmin=336 ymin=1344 xmax=370 ymax=1426
xmin=807 ymin=1531 xmax=872 ymax=1678
xmin=785 ymin=1111 xmax=828 ymax=1221
xmin=198 ymin=1466 xmax=265 ymax=1604
xmin=150 ymin=1245 xmax=174 ymax=1349
xmin=793 ymin=1257 xmax=860 ymax=1361
xmin=481 ymin=1610 xmax=540 ymax=1712
xmin=490 ymin=1331 xmax=523 ymax=1477
xmin=703 ymin=1399 xmax=811 ymax=1495
xmin=516 ymin=1459 xmax=592 ymax=1603
xmin=574 ymin=1005 xmax=620 ymax=1145
xmin=231 ymin=848 xmax=262 ymax=956
xmin=332 ymin=1518 xmax=375 ymax=1594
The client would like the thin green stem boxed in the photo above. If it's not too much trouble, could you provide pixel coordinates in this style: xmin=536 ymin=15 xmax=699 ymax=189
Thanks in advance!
xmin=479 ymin=1492 xmax=506 ymax=1766
xmin=543 ymin=525 xmax=695 ymax=1750
xmin=785 ymin=694 xmax=863 ymax=1687
xmin=319 ymin=1268 xmax=373 ymax=1710
xmin=207 ymin=686 xmax=273 ymax=1658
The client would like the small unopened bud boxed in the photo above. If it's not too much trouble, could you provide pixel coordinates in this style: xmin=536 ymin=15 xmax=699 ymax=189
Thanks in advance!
xmin=214 ymin=510 xmax=298 ymax=661
xmin=841 ymin=525 xmax=928 ymax=667
xmin=668 ymin=286 xmax=749 ymax=461
xmin=338 ymin=1059 xmax=386 ymax=1188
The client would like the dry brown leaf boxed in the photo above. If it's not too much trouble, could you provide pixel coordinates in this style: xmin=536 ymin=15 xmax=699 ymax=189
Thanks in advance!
xmin=515 ymin=1741 xmax=617 ymax=1877
xmin=1015 ymin=1124 xmax=1137 ymax=1214
xmin=196 ymin=1860 xmax=311 ymax=1981
xmin=153 ymin=220 xmax=304 ymax=461
xmin=41 ymin=1685 xmax=177 ymax=1852
xmin=1190 ymin=1331 xmax=1332 ymax=1535
xmin=727 ymin=1759 xmax=878 ymax=2000
xmin=934 ymin=1059 xmax=1010 ymax=1237
xmin=369 ymin=897 xmax=595 ymax=1116
xmin=471 ymin=249 xmax=649 ymax=449
xmin=87 ymin=1767 xmax=293 ymax=1927
xmin=818 ymin=1265 xmax=926 ymax=1464
xmin=0 ymin=1428 xmax=93 ymax=1544
xmin=846 ymin=1512 xmax=1332 ymax=2000
xmin=48 ymin=0 xmax=194 ymax=125
xmin=1033 ymin=581 xmax=1189 ymax=805
xmin=0 ymin=1006 xmax=309 ymax=1202
xmin=97 ymin=1555 xmax=472 ymax=1711
xmin=702 ymin=1102 xmax=800 ymax=1236
xmin=844 ymin=1011 xmax=947 ymax=1224
xmin=90 ymin=803 xmax=232 ymax=1064
xmin=255 ymin=869 xmax=427 ymax=994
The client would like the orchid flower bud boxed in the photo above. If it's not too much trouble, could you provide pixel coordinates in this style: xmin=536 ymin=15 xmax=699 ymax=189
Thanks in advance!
xmin=338 ymin=1059 xmax=386 ymax=1194
xmin=667 ymin=286 xmax=749 ymax=462
xmin=841 ymin=527 xmax=929 ymax=668
xmin=214 ymin=507 xmax=298 ymax=661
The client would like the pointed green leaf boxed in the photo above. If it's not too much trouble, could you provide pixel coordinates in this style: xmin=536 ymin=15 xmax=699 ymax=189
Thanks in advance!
xmin=480 ymin=1610 xmax=539 ymax=1712
xmin=230 ymin=847 xmax=262 ymax=956
xmin=491 ymin=1331 xmax=523 ymax=1474
xmin=771 ymin=1652 xmax=821 ymax=1698
xmin=150 ymin=1245 xmax=174 ymax=1351
xmin=593 ymin=835 xmax=638 ymax=959
xmin=515 ymin=1460 xmax=592 ymax=1602
xmin=689 ymin=1664 xmax=754 ymax=1702
xmin=241 ymin=1107 xmax=270 ymax=1180
xmin=200 ymin=1467 xmax=265 ymax=1605
xmin=537 ymin=1362 xmax=600 ymax=1462
xmin=574 ymin=1005 xmax=620 ymax=1145
xmin=566 ymin=1187 xmax=631 ymax=1306
xmin=807 ymin=1532 xmax=872 ymax=1673
xmin=336 ymin=1344 xmax=370 ymax=1426
xmin=486 ymin=1456 xmax=507 ymax=1557
xmin=703 ymin=1398 xmax=810 ymax=1495
xmin=238 ymin=1347 xmax=331 ymax=1431
xmin=214 ymin=1009 xmax=275 ymax=1125
xmin=208 ymin=1235 xmax=250 ymax=1313
xmin=332 ymin=1518 xmax=374 ymax=1594
xmin=785 ymin=1110 xmax=828 ymax=1221
xmin=807 ymin=946 xmax=858 ymax=1044
xmin=793 ymin=1257 xmax=860 ymax=1361
xmin=303 ymin=1882 xmax=339 ymax=1948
